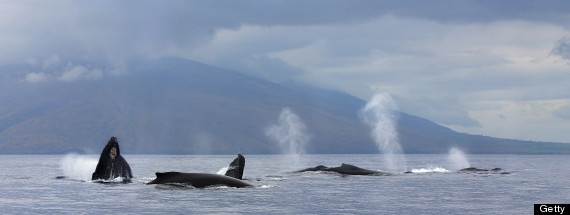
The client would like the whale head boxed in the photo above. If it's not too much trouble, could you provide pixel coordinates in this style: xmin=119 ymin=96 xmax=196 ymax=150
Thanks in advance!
xmin=91 ymin=136 xmax=133 ymax=181
xmin=102 ymin=137 xmax=121 ymax=160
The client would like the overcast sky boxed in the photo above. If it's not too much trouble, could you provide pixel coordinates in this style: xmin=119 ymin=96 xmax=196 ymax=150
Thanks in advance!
xmin=1 ymin=0 xmax=570 ymax=143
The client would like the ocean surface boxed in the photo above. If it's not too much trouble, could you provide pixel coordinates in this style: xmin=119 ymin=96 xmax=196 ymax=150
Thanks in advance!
xmin=0 ymin=154 xmax=568 ymax=214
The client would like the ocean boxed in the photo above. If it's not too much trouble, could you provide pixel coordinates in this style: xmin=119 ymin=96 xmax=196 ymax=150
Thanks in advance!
xmin=0 ymin=154 xmax=568 ymax=214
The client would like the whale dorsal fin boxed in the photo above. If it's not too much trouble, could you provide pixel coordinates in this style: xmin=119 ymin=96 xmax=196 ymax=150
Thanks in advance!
xmin=225 ymin=154 xmax=245 ymax=180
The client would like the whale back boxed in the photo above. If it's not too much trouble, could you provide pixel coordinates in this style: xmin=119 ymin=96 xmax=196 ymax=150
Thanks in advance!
xmin=224 ymin=154 xmax=245 ymax=180
xmin=459 ymin=167 xmax=488 ymax=172
xmin=149 ymin=172 xmax=252 ymax=188
xmin=295 ymin=165 xmax=329 ymax=172
xmin=91 ymin=137 xmax=133 ymax=181
xmin=329 ymin=163 xmax=391 ymax=176
xmin=296 ymin=163 xmax=391 ymax=176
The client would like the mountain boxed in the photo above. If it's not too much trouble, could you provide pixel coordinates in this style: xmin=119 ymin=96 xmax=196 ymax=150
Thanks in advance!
xmin=0 ymin=57 xmax=568 ymax=154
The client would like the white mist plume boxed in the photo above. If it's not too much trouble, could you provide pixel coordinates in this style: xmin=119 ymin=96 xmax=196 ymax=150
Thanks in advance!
xmin=265 ymin=108 xmax=310 ymax=164
xmin=60 ymin=154 xmax=98 ymax=181
xmin=447 ymin=147 xmax=470 ymax=170
xmin=360 ymin=93 xmax=407 ymax=173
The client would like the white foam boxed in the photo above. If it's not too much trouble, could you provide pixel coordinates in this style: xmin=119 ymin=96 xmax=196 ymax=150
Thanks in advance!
xmin=91 ymin=177 xmax=126 ymax=183
xmin=60 ymin=154 xmax=98 ymax=181
xmin=265 ymin=177 xmax=286 ymax=181
xmin=204 ymin=185 xmax=231 ymax=190
xmin=138 ymin=177 xmax=156 ymax=184
xmin=110 ymin=177 xmax=125 ymax=183
xmin=410 ymin=167 xmax=450 ymax=173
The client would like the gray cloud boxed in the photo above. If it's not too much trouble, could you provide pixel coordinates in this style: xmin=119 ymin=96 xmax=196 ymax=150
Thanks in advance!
xmin=3 ymin=0 xmax=569 ymax=68
xmin=551 ymin=36 xmax=570 ymax=60
xmin=24 ymin=72 xmax=48 ymax=83
xmin=58 ymin=63 xmax=103 ymax=82
xmin=393 ymin=95 xmax=481 ymax=127
xmin=42 ymin=55 xmax=61 ymax=69
xmin=554 ymin=104 xmax=570 ymax=120
xmin=1 ymin=1 xmax=570 ymax=142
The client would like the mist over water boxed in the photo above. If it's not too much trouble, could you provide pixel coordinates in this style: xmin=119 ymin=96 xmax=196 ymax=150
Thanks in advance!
xmin=265 ymin=108 xmax=309 ymax=167
xmin=447 ymin=147 xmax=470 ymax=170
xmin=60 ymin=154 xmax=98 ymax=181
xmin=360 ymin=93 xmax=407 ymax=173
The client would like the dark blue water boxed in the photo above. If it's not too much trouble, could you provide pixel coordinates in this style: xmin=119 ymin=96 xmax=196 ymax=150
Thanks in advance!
xmin=0 ymin=154 xmax=568 ymax=214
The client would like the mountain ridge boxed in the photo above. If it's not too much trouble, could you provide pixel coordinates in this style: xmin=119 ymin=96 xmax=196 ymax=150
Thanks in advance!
xmin=0 ymin=57 xmax=568 ymax=154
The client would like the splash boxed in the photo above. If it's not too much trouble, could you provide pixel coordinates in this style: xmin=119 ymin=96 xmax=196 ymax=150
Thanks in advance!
xmin=92 ymin=177 xmax=126 ymax=183
xmin=447 ymin=147 xmax=470 ymax=170
xmin=60 ymin=154 xmax=98 ymax=181
xmin=265 ymin=107 xmax=310 ymax=166
xmin=359 ymin=93 xmax=407 ymax=173
xmin=260 ymin=185 xmax=275 ymax=189
xmin=410 ymin=167 xmax=450 ymax=173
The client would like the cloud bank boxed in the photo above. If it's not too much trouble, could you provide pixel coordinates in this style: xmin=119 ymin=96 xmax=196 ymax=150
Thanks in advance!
xmin=1 ymin=0 xmax=570 ymax=142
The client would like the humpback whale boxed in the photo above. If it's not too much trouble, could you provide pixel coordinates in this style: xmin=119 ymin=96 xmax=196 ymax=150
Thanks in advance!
xmin=296 ymin=163 xmax=392 ymax=176
xmin=458 ymin=167 xmax=509 ymax=174
xmin=91 ymin=137 xmax=133 ymax=181
xmin=459 ymin=167 xmax=503 ymax=172
xmin=147 ymin=154 xmax=252 ymax=188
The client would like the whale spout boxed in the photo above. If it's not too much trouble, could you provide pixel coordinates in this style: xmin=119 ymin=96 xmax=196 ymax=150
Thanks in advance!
xmin=224 ymin=154 xmax=245 ymax=180
xmin=91 ymin=137 xmax=133 ymax=181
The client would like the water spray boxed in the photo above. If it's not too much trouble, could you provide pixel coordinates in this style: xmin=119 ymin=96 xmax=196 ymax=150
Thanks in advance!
xmin=447 ymin=147 xmax=470 ymax=170
xmin=60 ymin=154 xmax=98 ymax=181
xmin=265 ymin=107 xmax=309 ymax=167
xmin=359 ymin=93 xmax=407 ymax=173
